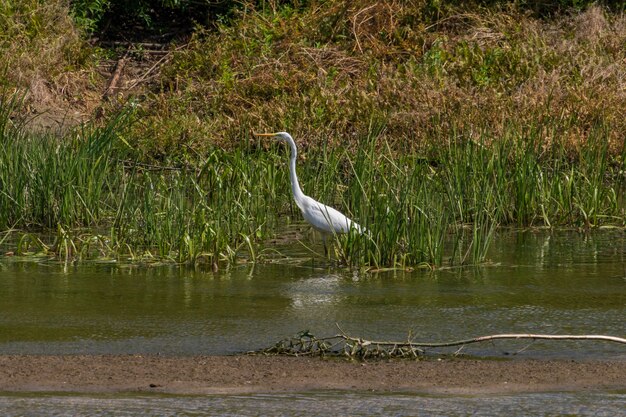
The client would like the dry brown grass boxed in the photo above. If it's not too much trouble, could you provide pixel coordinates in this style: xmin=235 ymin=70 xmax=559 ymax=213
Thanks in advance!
xmin=0 ymin=0 xmax=102 ymax=131
xmin=1 ymin=1 xmax=623 ymax=156
xmin=129 ymin=2 xmax=622 ymax=157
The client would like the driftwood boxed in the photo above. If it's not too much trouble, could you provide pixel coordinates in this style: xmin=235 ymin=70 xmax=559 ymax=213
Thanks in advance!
xmin=103 ymin=53 xmax=128 ymax=99
xmin=256 ymin=325 xmax=626 ymax=358
xmin=98 ymin=41 xmax=169 ymax=50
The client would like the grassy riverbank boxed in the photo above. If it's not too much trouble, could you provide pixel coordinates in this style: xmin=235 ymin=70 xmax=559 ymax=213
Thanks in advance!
xmin=1 ymin=93 xmax=623 ymax=268
xmin=0 ymin=1 xmax=624 ymax=267
xmin=2 ymin=2 xmax=625 ymax=155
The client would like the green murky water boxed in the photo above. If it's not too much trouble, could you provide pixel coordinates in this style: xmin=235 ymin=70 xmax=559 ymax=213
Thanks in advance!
xmin=0 ymin=229 xmax=624 ymax=415
xmin=0 ymin=229 xmax=624 ymax=358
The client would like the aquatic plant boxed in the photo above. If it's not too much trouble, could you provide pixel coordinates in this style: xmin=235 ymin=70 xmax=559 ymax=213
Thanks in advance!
xmin=1 ymin=89 xmax=624 ymax=268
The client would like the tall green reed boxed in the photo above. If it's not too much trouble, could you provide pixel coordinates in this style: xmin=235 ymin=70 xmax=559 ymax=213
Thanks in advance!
xmin=296 ymin=119 xmax=623 ymax=268
xmin=0 ymin=90 xmax=623 ymax=267
xmin=0 ymin=95 xmax=127 ymax=229
xmin=0 ymin=92 xmax=282 ymax=265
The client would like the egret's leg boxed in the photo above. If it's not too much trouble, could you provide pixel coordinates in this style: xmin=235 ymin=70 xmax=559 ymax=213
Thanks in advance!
xmin=322 ymin=234 xmax=328 ymax=257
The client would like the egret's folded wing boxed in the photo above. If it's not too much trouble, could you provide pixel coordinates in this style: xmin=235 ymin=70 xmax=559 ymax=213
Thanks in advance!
xmin=302 ymin=199 xmax=355 ymax=234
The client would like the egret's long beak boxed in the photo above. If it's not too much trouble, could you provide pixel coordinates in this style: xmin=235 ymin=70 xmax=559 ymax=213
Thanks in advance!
xmin=253 ymin=132 xmax=278 ymax=137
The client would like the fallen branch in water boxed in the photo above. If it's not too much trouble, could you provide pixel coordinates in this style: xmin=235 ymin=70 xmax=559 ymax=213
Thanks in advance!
xmin=254 ymin=325 xmax=626 ymax=358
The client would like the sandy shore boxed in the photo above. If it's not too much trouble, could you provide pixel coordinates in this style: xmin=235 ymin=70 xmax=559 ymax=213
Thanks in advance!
xmin=1 ymin=355 xmax=625 ymax=395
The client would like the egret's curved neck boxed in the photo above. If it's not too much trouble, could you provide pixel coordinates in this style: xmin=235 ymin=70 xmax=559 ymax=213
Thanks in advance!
xmin=284 ymin=136 xmax=306 ymax=206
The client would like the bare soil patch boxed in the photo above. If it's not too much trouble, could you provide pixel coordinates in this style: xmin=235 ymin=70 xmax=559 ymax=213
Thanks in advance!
xmin=0 ymin=355 xmax=624 ymax=395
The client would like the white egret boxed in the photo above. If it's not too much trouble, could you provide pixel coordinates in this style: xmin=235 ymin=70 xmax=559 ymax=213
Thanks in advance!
xmin=254 ymin=132 xmax=365 ymax=251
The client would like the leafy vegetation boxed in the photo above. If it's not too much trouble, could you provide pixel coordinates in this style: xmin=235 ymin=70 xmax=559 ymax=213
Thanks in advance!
xmin=0 ymin=1 xmax=624 ymax=268
xmin=70 ymin=0 xmax=229 ymax=37
xmin=129 ymin=1 xmax=625 ymax=160
xmin=1 ymin=91 xmax=623 ymax=268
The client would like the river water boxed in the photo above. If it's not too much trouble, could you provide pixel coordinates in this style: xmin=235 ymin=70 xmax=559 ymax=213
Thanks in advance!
xmin=0 ymin=229 xmax=624 ymax=415
xmin=1 ymin=390 xmax=625 ymax=416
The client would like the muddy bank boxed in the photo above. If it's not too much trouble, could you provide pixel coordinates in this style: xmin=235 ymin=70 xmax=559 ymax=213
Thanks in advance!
xmin=0 ymin=355 xmax=624 ymax=395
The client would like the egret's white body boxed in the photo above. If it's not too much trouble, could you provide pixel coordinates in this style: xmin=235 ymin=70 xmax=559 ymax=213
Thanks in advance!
xmin=254 ymin=132 xmax=364 ymax=240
